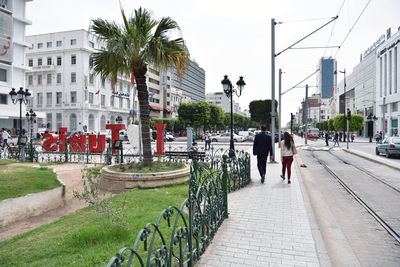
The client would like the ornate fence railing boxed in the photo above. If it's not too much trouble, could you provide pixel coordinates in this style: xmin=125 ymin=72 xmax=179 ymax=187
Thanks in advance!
xmin=106 ymin=150 xmax=251 ymax=267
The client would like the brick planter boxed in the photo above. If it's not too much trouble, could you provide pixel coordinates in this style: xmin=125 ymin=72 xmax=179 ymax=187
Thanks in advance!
xmin=100 ymin=164 xmax=190 ymax=193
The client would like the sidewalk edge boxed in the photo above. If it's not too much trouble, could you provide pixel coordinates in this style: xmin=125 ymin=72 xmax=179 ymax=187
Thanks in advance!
xmin=343 ymin=148 xmax=400 ymax=172
xmin=293 ymin=155 xmax=333 ymax=267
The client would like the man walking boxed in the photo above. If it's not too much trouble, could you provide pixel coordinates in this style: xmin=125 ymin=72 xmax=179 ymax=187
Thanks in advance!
xmin=204 ymin=131 xmax=211 ymax=151
xmin=253 ymin=125 xmax=272 ymax=183
xmin=333 ymin=131 xmax=339 ymax=147
xmin=1 ymin=128 xmax=10 ymax=149
xmin=325 ymin=132 xmax=329 ymax=146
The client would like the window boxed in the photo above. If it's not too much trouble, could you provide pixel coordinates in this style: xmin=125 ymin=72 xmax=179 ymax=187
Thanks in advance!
xmin=56 ymin=41 xmax=62 ymax=47
xmin=393 ymin=102 xmax=398 ymax=112
xmin=149 ymin=68 xmax=160 ymax=75
xmin=47 ymin=74 xmax=52 ymax=84
xmin=57 ymin=56 xmax=61 ymax=66
xmin=119 ymin=82 xmax=123 ymax=92
xmin=28 ymin=59 xmax=33 ymax=67
xmin=38 ymin=58 xmax=42 ymax=66
xmin=167 ymin=93 xmax=170 ymax=97
xmin=89 ymin=92 xmax=94 ymax=104
xmin=0 ymin=68 xmax=6 ymax=82
xmin=100 ymin=115 xmax=106 ymax=130
xmin=71 ymin=39 xmax=77 ymax=45
xmin=57 ymin=73 xmax=61 ymax=84
xmin=47 ymin=42 xmax=52 ymax=48
xmin=167 ymin=76 xmax=170 ymax=81
xmin=127 ymin=98 xmax=130 ymax=109
xmin=28 ymin=75 xmax=33 ymax=85
xmin=70 ymin=114 xmax=77 ymax=131
xmin=88 ymin=114 xmax=94 ymax=130
xmin=37 ymin=74 xmax=42 ymax=85
xmin=149 ymin=78 xmax=160 ymax=85
xmin=0 ymin=94 xmax=7 ymax=104
xmin=89 ymin=41 xmax=94 ymax=48
xmin=395 ymin=47 xmax=398 ymax=94
xmin=389 ymin=51 xmax=392 ymax=95
xmin=119 ymin=98 xmax=123 ymax=108
xmin=167 ymin=101 xmax=170 ymax=106
xmin=111 ymin=95 xmax=114 ymax=106
xmin=46 ymin=92 xmax=52 ymax=105
xmin=37 ymin=43 xmax=43 ymax=49
xmin=150 ymin=98 xmax=160 ymax=103
xmin=56 ymin=92 xmax=62 ymax=105
xmin=56 ymin=113 xmax=62 ymax=129
xmin=46 ymin=113 xmax=52 ymax=130
xmin=71 ymin=72 xmax=76 ymax=83
xmin=149 ymin=87 xmax=160 ymax=94
xmin=70 ymin=91 xmax=77 ymax=103
xmin=71 ymin=55 xmax=76 ymax=65
xmin=37 ymin=93 xmax=43 ymax=105
xmin=89 ymin=73 xmax=94 ymax=84
xmin=101 ymin=95 xmax=105 ymax=106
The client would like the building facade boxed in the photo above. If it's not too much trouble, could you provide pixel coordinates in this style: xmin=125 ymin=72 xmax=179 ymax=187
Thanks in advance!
xmin=26 ymin=30 xmax=135 ymax=133
xmin=170 ymin=87 xmax=191 ymax=118
xmin=376 ymin=27 xmax=400 ymax=137
xmin=317 ymin=57 xmax=336 ymax=99
xmin=0 ymin=0 xmax=32 ymax=131
xmin=171 ymin=59 xmax=205 ymax=102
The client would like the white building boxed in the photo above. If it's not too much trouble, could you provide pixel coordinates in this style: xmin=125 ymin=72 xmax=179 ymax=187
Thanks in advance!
xmin=0 ymin=0 xmax=32 ymax=132
xmin=170 ymin=87 xmax=190 ymax=118
xmin=376 ymin=27 xmax=400 ymax=137
xmin=25 ymin=30 xmax=135 ymax=133
xmin=206 ymin=91 xmax=245 ymax=116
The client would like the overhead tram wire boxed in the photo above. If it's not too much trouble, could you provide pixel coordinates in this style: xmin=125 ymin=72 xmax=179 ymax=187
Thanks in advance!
xmin=281 ymin=69 xmax=320 ymax=96
xmin=323 ymin=0 xmax=346 ymax=57
xmin=334 ymin=0 xmax=372 ymax=58
xmin=277 ymin=17 xmax=335 ymax=24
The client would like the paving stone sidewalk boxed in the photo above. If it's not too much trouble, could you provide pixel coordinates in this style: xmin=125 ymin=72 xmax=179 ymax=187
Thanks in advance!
xmin=197 ymin=148 xmax=330 ymax=267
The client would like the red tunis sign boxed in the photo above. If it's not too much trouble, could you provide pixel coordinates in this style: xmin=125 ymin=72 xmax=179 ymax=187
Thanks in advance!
xmin=42 ymin=124 xmax=125 ymax=154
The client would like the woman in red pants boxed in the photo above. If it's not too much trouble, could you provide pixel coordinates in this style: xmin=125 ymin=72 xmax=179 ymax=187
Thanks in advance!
xmin=280 ymin=132 xmax=297 ymax=184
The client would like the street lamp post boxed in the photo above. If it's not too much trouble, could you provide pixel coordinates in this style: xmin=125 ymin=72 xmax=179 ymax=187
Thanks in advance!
xmin=221 ymin=75 xmax=246 ymax=158
xmin=26 ymin=109 xmax=36 ymax=162
xmin=335 ymin=69 xmax=346 ymax=141
xmin=9 ymin=87 xmax=31 ymax=161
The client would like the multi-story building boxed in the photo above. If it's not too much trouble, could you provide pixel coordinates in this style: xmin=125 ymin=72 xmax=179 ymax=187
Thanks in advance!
xmin=307 ymin=94 xmax=320 ymax=123
xmin=171 ymin=59 xmax=205 ymax=102
xmin=147 ymin=67 xmax=173 ymax=119
xmin=376 ymin=27 xmax=400 ymax=137
xmin=317 ymin=57 xmax=336 ymax=99
xmin=170 ymin=87 xmax=191 ymax=118
xmin=0 ymin=0 xmax=32 ymax=131
xmin=206 ymin=92 xmax=229 ymax=111
xmin=25 ymin=29 xmax=135 ymax=132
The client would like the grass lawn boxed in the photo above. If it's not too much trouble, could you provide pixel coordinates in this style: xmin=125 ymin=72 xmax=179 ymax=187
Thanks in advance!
xmin=109 ymin=160 xmax=186 ymax=173
xmin=0 ymin=159 xmax=20 ymax=165
xmin=0 ymin=182 xmax=189 ymax=266
xmin=0 ymin=166 xmax=61 ymax=201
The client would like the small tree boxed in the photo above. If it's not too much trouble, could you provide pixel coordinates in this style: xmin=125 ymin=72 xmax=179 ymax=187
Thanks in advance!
xmin=333 ymin=114 xmax=364 ymax=132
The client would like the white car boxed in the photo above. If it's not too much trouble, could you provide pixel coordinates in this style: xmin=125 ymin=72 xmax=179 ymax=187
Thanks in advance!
xmin=211 ymin=133 xmax=244 ymax=142
xmin=238 ymin=131 xmax=255 ymax=141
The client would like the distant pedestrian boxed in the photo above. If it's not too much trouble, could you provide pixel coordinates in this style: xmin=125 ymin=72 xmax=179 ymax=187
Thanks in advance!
xmin=1 ymin=128 xmax=10 ymax=149
xmin=379 ymin=131 xmax=383 ymax=143
xmin=351 ymin=133 xmax=354 ymax=142
xmin=253 ymin=125 xmax=272 ymax=184
xmin=375 ymin=131 xmax=380 ymax=143
xmin=325 ymin=132 xmax=329 ymax=146
xmin=333 ymin=132 xmax=339 ymax=147
xmin=204 ymin=131 xmax=211 ymax=151
xmin=280 ymin=132 xmax=297 ymax=184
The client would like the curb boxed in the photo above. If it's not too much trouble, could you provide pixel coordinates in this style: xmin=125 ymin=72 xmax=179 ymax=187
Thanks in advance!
xmin=342 ymin=148 xmax=400 ymax=172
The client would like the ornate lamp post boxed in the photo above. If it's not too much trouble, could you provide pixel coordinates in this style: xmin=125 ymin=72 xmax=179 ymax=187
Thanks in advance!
xmin=9 ymin=87 xmax=31 ymax=160
xmin=26 ymin=109 xmax=36 ymax=162
xmin=221 ymin=75 xmax=246 ymax=158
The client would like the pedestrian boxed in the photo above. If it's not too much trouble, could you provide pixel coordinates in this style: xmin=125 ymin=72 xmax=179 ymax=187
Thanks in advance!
xmin=333 ymin=131 xmax=339 ymax=147
xmin=253 ymin=125 xmax=272 ymax=184
xmin=351 ymin=133 xmax=354 ymax=142
xmin=1 ymin=128 xmax=10 ymax=149
xmin=280 ymin=132 xmax=297 ymax=184
xmin=375 ymin=131 xmax=380 ymax=143
xmin=204 ymin=131 xmax=211 ymax=151
xmin=325 ymin=132 xmax=329 ymax=146
xmin=379 ymin=131 xmax=383 ymax=143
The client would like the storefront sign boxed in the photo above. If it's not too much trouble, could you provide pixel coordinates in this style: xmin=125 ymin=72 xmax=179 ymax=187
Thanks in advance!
xmin=363 ymin=34 xmax=385 ymax=59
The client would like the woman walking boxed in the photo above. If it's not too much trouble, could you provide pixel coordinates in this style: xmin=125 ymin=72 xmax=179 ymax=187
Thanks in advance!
xmin=280 ymin=132 xmax=297 ymax=184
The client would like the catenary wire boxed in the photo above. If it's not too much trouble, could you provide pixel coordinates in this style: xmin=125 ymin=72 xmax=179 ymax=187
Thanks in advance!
xmin=277 ymin=17 xmax=335 ymax=24
xmin=334 ymin=0 xmax=372 ymax=58
xmin=323 ymin=0 xmax=346 ymax=57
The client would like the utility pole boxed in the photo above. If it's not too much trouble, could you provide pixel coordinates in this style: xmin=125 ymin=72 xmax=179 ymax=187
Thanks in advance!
xmin=271 ymin=18 xmax=276 ymax=162
xmin=305 ymin=84 xmax=308 ymax=145
xmin=278 ymin=68 xmax=282 ymax=148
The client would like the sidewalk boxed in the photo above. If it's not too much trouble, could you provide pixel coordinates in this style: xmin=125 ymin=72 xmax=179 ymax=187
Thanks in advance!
xmin=198 ymin=147 xmax=330 ymax=267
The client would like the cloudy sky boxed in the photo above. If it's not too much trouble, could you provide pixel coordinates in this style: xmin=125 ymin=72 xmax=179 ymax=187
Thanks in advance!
xmin=26 ymin=0 xmax=399 ymax=125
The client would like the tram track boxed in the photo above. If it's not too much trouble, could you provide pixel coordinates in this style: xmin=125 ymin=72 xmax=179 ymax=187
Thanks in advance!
xmin=310 ymin=149 xmax=400 ymax=244
xmin=327 ymin=148 xmax=400 ymax=194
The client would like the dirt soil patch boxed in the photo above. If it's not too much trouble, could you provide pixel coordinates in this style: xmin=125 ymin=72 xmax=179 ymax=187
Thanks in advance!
xmin=0 ymin=163 xmax=94 ymax=241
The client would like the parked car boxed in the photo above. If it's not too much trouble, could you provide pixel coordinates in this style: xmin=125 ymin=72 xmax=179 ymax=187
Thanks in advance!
xmin=211 ymin=133 xmax=244 ymax=142
xmin=165 ymin=133 xmax=175 ymax=142
xmin=376 ymin=137 xmax=400 ymax=158
xmin=238 ymin=131 xmax=254 ymax=141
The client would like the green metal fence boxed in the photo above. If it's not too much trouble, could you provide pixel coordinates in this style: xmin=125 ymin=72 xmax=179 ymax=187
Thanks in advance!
xmin=106 ymin=150 xmax=251 ymax=267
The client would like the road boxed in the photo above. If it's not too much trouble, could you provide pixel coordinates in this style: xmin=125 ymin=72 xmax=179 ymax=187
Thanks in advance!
xmin=297 ymin=144 xmax=400 ymax=266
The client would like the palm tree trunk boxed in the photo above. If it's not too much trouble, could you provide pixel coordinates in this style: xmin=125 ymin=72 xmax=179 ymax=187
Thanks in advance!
xmin=136 ymin=76 xmax=153 ymax=167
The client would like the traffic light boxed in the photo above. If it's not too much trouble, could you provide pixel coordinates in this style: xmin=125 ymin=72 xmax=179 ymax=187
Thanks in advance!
xmin=347 ymin=109 xmax=351 ymax=120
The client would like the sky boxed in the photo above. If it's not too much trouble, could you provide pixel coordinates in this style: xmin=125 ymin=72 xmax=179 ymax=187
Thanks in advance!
xmin=26 ymin=0 xmax=400 ymax=125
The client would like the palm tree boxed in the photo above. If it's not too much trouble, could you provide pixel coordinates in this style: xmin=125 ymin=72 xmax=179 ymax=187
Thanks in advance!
xmin=91 ymin=7 xmax=189 ymax=166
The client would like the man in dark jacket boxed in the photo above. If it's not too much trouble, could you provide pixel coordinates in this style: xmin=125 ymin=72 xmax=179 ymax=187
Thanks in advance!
xmin=253 ymin=125 xmax=273 ymax=183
